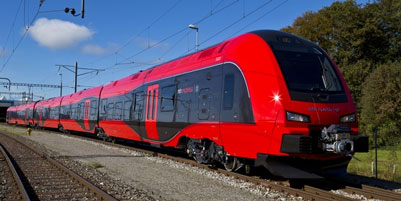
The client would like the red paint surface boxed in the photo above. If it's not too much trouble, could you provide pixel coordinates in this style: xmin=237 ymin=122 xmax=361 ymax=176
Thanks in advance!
xmin=7 ymin=32 xmax=359 ymax=163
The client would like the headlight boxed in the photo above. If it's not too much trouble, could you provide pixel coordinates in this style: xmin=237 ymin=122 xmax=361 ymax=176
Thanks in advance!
xmin=286 ymin=111 xmax=310 ymax=122
xmin=340 ymin=113 xmax=355 ymax=123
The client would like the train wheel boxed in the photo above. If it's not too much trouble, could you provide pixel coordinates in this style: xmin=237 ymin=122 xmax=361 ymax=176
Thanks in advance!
xmin=223 ymin=156 xmax=238 ymax=172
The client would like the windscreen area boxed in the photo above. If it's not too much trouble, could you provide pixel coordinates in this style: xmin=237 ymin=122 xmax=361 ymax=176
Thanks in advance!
xmin=272 ymin=44 xmax=343 ymax=92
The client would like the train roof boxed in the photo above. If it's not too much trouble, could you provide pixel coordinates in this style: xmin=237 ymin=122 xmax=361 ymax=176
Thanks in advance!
xmin=61 ymin=85 xmax=103 ymax=104
xmin=250 ymin=30 xmax=319 ymax=48
xmin=36 ymin=96 xmax=63 ymax=107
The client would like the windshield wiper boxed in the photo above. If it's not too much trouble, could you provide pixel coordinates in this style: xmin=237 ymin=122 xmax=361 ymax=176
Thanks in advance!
xmin=317 ymin=56 xmax=332 ymax=91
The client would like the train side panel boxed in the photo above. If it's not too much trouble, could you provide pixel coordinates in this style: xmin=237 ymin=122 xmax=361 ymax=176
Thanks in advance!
xmin=35 ymin=97 xmax=63 ymax=129
xmin=59 ymin=86 xmax=102 ymax=134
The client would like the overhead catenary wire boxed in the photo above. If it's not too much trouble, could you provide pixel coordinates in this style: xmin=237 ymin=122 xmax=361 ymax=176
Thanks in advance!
xmin=89 ymin=0 xmax=239 ymax=71
xmin=68 ymin=0 xmax=282 ymax=94
xmin=198 ymin=0 xmax=273 ymax=47
xmin=230 ymin=0 xmax=288 ymax=37
xmin=0 ymin=1 xmax=45 ymax=73
xmin=114 ymin=0 xmax=183 ymax=54
xmin=2 ymin=0 xmax=24 ymax=60
xmin=108 ymin=0 xmax=240 ymax=69
xmin=84 ymin=0 xmax=183 ymax=67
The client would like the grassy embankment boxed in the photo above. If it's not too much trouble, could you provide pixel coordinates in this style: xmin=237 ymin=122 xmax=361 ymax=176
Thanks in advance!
xmin=347 ymin=146 xmax=401 ymax=183
xmin=0 ymin=125 xmax=27 ymax=136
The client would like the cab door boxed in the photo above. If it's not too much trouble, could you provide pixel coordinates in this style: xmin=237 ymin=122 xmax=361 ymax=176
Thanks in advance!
xmin=145 ymin=84 xmax=160 ymax=140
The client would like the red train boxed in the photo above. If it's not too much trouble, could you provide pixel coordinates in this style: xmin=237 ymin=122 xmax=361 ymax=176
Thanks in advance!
xmin=6 ymin=30 xmax=368 ymax=178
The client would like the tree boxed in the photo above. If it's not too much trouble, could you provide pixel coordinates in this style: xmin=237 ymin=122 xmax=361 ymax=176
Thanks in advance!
xmin=360 ymin=62 xmax=401 ymax=145
xmin=281 ymin=0 xmax=401 ymax=109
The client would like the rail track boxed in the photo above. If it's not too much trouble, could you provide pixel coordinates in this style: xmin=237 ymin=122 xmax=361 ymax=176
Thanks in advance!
xmin=48 ymin=130 xmax=401 ymax=201
xmin=66 ymin=131 xmax=401 ymax=201
xmin=0 ymin=143 xmax=30 ymax=201
xmin=2 ymin=124 xmax=401 ymax=201
xmin=0 ymin=131 xmax=117 ymax=201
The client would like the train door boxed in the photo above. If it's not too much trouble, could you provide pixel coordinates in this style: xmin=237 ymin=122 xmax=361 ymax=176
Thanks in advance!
xmin=39 ymin=107 xmax=43 ymax=126
xmin=84 ymin=99 xmax=90 ymax=130
xmin=145 ymin=84 xmax=160 ymax=140
xmin=132 ymin=92 xmax=145 ymax=139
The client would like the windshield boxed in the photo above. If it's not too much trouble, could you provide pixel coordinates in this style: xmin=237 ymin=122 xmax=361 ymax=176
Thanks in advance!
xmin=272 ymin=44 xmax=343 ymax=92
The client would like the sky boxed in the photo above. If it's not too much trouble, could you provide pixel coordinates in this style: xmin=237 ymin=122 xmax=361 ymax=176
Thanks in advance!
xmin=0 ymin=0 xmax=369 ymax=100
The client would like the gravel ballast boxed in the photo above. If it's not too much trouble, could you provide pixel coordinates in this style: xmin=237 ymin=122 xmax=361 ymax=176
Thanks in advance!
xmin=0 ymin=125 xmax=301 ymax=201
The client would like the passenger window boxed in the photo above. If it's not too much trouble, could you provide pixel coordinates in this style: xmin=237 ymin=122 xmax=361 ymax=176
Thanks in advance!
xmin=123 ymin=101 xmax=131 ymax=120
xmin=161 ymin=85 xmax=176 ymax=112
xmin=223 ymin=74 xmax=234 ymax=109
xmin=107 ymin=103 xmax=114 ymax=119
xmin=77 ymin=104 xmax=82 ymax=120
xmin=115 ymin=102 xmax=122 ymax=120
xmin=90 ymin=100 xmax=97 ymax=116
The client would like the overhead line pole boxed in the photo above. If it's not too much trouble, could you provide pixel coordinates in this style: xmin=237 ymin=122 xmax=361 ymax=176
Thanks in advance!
xmin=56 ymin=62 xmax=105 ymax=93
xmin=75 ymin=61 xmax=78 ymax=92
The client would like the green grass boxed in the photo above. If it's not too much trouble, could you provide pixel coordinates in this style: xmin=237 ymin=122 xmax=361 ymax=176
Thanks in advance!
xmin=89 ymin=162 xmax=103 ymax=169
xmin=0 ymin=125 xmax=27 ymax=136
xmin=347 ymin=147 xmax=401 ymax=183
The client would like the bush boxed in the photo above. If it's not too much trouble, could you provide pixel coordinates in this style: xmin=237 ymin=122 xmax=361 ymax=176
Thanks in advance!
xmin=360 ymin=62 xmax=401 ymax=146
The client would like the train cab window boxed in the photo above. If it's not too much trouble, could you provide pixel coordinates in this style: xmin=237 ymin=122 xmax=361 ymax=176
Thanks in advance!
xmin=114 ymin=102 xmax=122 ymax=120
xmin=272 ymin=44 xmax=343 ymax=92
xmin=107 ymin=103 xmax=114 ymax=119
xmin=123 ymin=101 xmax=131 ymax=120
xmin=161 ymin=85 xmax=176 ymax=112
xmin=223 ymin=74 xmax=234 ymax=109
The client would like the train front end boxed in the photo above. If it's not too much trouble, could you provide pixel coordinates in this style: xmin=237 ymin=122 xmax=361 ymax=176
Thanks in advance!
xmin=249 ymin=30 xmax=369 ymax=177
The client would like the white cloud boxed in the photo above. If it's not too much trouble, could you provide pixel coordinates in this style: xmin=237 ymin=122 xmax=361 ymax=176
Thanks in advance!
xmin=0 ymin=48 xmax=7 ymax=57
xmin=29 ymin=18 xmax=94 ymax=49
xmin=81 ymin=44 xmax=106 ymax=55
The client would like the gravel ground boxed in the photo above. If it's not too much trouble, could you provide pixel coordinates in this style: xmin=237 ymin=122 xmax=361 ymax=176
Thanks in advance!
xmin=0 ymin=125 xmax=302 ymax=201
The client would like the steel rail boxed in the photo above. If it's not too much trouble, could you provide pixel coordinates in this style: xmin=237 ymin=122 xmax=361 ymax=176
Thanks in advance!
xmin=303 ymin=185 xmax=356 ymax=201
xmin=0 ymin=144 xmax=30 ymax=201
xmin=0 ymin=132 xmax=117 ymax=201
xmin=343 ymin=186 xmax=401 ymax=201
xmin=361 ymin=184 xmax=401 ymax=198
xmin=4 ymin=124 xmax=401 ymax=201
xmin=48 ymin=130 xmax=342 ymax=201
xmin=327 ymin=175 xmax=401 ymax=200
